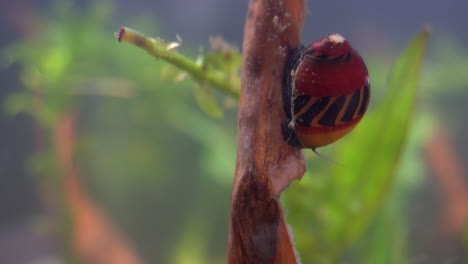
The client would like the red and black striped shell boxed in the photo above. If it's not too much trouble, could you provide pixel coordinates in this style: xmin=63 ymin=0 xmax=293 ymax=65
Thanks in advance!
xmin=282 ymin=33 xmax=370 ymax=149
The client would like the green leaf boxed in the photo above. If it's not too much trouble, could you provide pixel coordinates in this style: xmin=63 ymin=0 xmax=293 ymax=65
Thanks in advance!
xmin=328 ymin=27 xmax=430 ymax=251
xmin=192 ymin=84 xmax=224 ymax=119
xmin=4 ymin=93 xmax=35 ymax=116
xmin=360 ymin=190 xmax=407 ymax=264
xmin=203 ymin=49 xmax=242 ymax=74
xmin=160 ymin=64 xmax=188 ymax=82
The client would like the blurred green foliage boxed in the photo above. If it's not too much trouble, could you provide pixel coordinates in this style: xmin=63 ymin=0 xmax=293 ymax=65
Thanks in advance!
xmin=3 ymin=2 xmax=236 ymax=263
xmin=5 ymin=0 xmax=468 ymax=263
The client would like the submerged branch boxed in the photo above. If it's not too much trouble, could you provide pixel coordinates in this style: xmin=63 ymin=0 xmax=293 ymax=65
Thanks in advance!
xmin=228 ymin=0 xmax=307 ymax=263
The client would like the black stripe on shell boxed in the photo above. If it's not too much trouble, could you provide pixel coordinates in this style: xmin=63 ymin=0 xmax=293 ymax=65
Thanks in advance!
xmin=343 ymin=51 xmax=352 ymax=62
xmin=304 ymin=49 xmax=316 ymax=56
xmin=296 ymin=97 xmax=330 ymax=126
xmin=357 ymin=82 xmax=370 ymax=116
xmin=313 ymin=54 xmax=328 ymax=60
xmin=340 ymin=89 xmax=361 ymax=122
xmin=330 ymin=55 xmax=344 ymax=63
xmin=293 ymin=95 xmax=311 ymax=114
xmin=318 ymin=95 xmax=347 ymax=126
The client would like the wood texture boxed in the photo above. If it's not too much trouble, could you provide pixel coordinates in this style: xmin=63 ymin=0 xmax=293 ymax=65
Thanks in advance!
xmin=228 ymin=0 xmax=307 ymax=263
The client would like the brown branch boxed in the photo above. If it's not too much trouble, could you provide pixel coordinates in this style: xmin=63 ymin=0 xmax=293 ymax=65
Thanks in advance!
xmin=426 ymin=127 xmax=468 ymax=237
xmin=228 ymin=0 xmax=306 ymax=263
xmin=54 ymin=113 xmax=143 ymax=264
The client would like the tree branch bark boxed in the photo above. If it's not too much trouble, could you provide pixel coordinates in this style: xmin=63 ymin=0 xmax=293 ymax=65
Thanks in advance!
xmin=228 ymin=0 xmax=306 ymax=263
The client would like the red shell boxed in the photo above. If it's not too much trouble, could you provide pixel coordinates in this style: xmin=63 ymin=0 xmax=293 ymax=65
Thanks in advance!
xmin=294 ymin=34 xmax=368 ymax=98
xmin=282 ymin=33 xmax=370 ymax=149
xmin=309 ymin=34 xmax=352 ymax=57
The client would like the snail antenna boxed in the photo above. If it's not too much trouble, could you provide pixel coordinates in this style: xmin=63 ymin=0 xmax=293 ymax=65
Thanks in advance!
xmin=311 ymin=148 xmax=345 ymax=168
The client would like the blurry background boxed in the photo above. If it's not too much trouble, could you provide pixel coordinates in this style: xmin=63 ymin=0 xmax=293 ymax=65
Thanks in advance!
xmin=0 ymin=0 xmax=467 ymax=263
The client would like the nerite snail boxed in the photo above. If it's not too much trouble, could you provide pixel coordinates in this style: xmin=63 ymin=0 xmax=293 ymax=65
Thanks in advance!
xmin=282 ymin=33 xmax=370 ymax=151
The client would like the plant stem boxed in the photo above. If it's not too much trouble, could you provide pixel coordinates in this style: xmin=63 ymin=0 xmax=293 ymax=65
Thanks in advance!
xmin=116 ymin=27 xmax=239 ymax=98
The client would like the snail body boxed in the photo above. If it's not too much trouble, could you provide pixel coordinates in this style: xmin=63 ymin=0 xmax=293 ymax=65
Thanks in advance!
xmin=282 ymin=34 xmax=370 ymax=149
